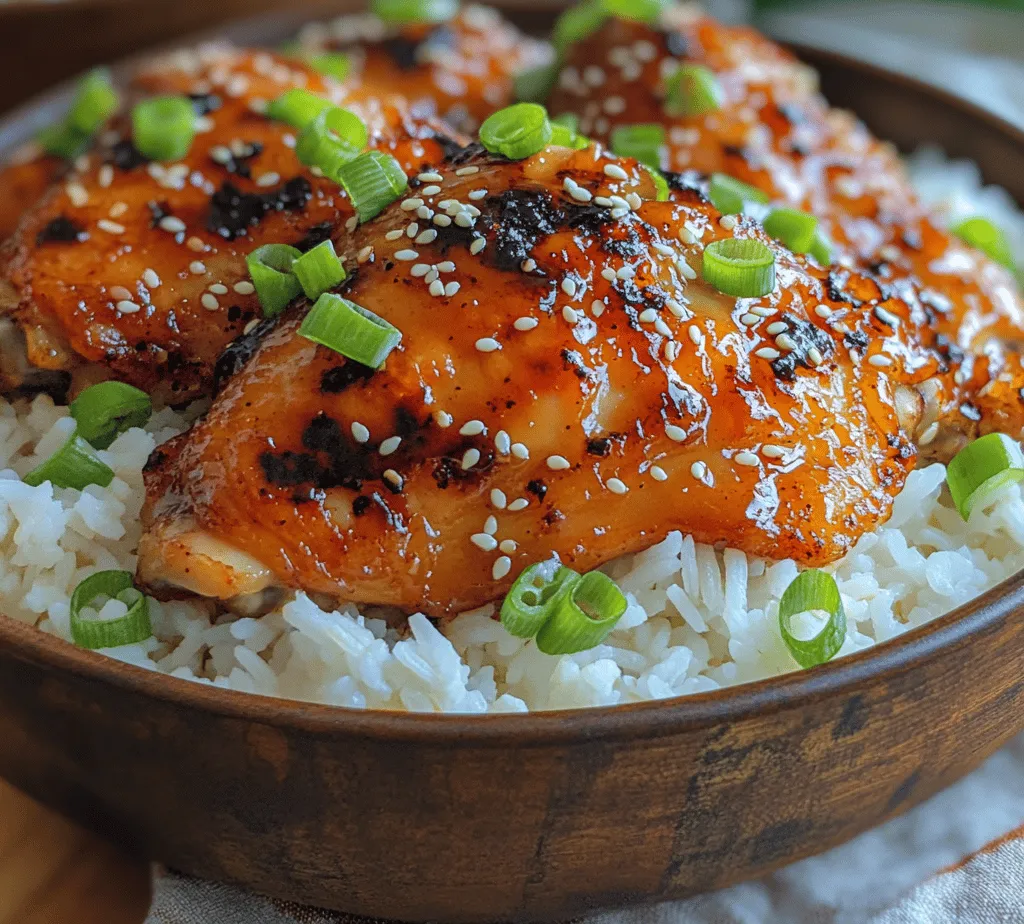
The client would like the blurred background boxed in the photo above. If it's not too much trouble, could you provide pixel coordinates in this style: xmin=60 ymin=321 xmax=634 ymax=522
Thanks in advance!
xmin=0 ymin=0 xmax=1021 ymax=124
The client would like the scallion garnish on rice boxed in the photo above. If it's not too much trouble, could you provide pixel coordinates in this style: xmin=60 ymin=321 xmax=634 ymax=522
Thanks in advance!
xmin=778 ymin=569 xmax=847 ymax=669
xmin=701 ymin=238 xmax=777 ymax=298
xmin=499 ymin=560 xmax=628 ymax=655
xmin=23 ymin=431 xmax=114 ymax=492
xmin=132 ymin=96 xmax=196 ymax=162
xmin=70 ymin=381 xmax=152 ymax=450
xmin=479 ymin=103 xmax=553 ymax=161
xmin=70 ymin=570 xmax=151 ymax=649
xmin=299 ymin=292 xmax=402 ymax=368
xmin=945 ymin=433 xmax=1024 ymax=520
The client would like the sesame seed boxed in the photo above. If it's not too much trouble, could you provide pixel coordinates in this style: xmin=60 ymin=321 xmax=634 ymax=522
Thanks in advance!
xmin=406 ymin=223 xmax=419 ymax=238
xmin=256 ymin=172 xmax=281 ymax=187
xmin=484 ymin=515 xmax=498 ymax=535
xmin=507 ymin=498 xmax=529 ymax=511
xmin=190 ymin=261 xmax=207 ymax=275
xmin=776 ymin=333 xmax=798 ymax=352
xmin=495 ymin=430 xmax=511 ymax=454
xmin=468 ymin=189 xmax=488 ymax=200
xmin=454 ymin=212 xmax=475 ymax=228
xmin=159 ymin=216 xmax=186 ymax=234
xmin=626 ymin=192 xmax=643 ymax=211
xmin=766 ymin=322 xmax=788 ymax=335
xmin=351 ymin=422 xmax=370 ymax=443
xmin=720 ymin=215 xmax=738 ymax=230
xmin=460 ymin=419 xmax=485 ymax=436
xmin=421 ymin=185 xmax=442 ymax=196
xmin=919 ymin=422 xmax=939 ymax=446
xmin=416 ymin=229 xmax=438 ymax=245
xmin=678 ymin=226 xmax=697 ymax=245
xmin=143 ymin=269 xmax=161 ymax=289
xmin=638 ymin=308 xmax=658 ymax=324
xmin=651 ymin=466 xmax=668 ymax=481
xmin=561 ymin=278 xmax=578 ymax=298
xmin=676 ymin=257 xmax=697 ymax=280
xmin=401 ymin=198 xmax=424 ymax=211
xmin=394 ymin=249 xmax=419 ymax=261
xmin=472 ymin=533 xmax=499 ymax=552
xmin=547 ymin=455 xmax=571 ymax=471
xmin=755 ymin=347 xmax=781 ymax=360
xmin=616 ymin=265 xmax=635 ymax=280
xmin=470 ymin=238 xmax=486 ymax=255
xmin=591 ymin=300 xmax=606 ymax=317
xmin=417 ymin=206 xmax=434 ymax=220
xmin=456 ymin=166 xmax=480 ymax=176
xmin=201 ymin=294 xmax=219 ymax=311
xmin=511 ymin=443 xmax=530 ymax=460
xmin=595 ymin=196 xmax=614 ymax=207
xmin=499 ymin=540 xmax=518 ymax=554
xmin=429 ymin=280 xmax=445 ymax=297
xmin=607 ymin=477 xmax=628 ymax=494
xmin=209 ymin=283 xmax=228 ymax=295
xmin=475 ymin=337 xmax=501 ymax=353
xmin=666 ymin=299 xmax=688 ymax=319
xmin=108 ymin=202 xmax=128 ymax=218
xmin=740 ymin=313 xmax=761 ymax=326
xmin=115 ymin=300 xmax=140 ymax=314
xmin=98 ymin=165 xmax=114 ymax=188
xmin=345 ymin=216 xmax=359 ymax=233
xmin=749 ymin=306 xmax=775 ymax=318
xmin=562 ymin=306 xmax=579 ymax=324
xmin=808 ymin=347 xmax=824 ymax=366
xmin=601 ymin=267 xmax=617 ymax=282
xmin=379 ymin=436 xmax=402 ymax=456
xmin=654 ymin=318 xmax=672 ymax=337
xmin=243 ymin=319 xmax=260 ymax=335
xmin=357 ymin=245 xmax=374 ymax=264
xmin=436 ymin=261 xmax=456 ymax=273
xmin=735 ymin=451 xmax=760 ymax=467
xmin=97 ymin=219 xmax=125 ymax=235
xmin=418 ymin=172 xmax=444 ymax=183
xmin=604 ymin=163 xmax=629 ymax=180
xmin=492 ymin=556 xmax=512 ymax=581
xmin=383 ymin=469 xmax=403 ymax=490
xmin=690 ymin=461 xmax=707 ymax=480
xmin=514 ymin=316 xmax=539 ymax=331
xmin=411 ymin=264 xmax=431 ymax=277
xmin=761 ymin=445 xmax=787 ymax=458
xmin=436 ymin=411 xmax=453 ymax=428
xmin=664 ymin=341 xmax=681 ymax=361
xmin=433 ymin=214 xmax=453 ymax=227
xmin=444 ymin=281 xmax=461 ymax=298
xmin=491 ymin=489 xmax=507 ymax=509
xmin=66 ymin=182 xmax=88 ymax=207
xmin=110 ymin=286 xmax=132 ymax=301
xmin=665 ymin=424 xmax=686 ymax=442
xmin=815 ymin=304 xmax=833 ymax=318
xmin=386 ymin=229 xmax=404 ymax=241
xmin=187 ymin=236 xmax=206 ymax=253
xmin=869 ymin=354 xmax=893 ymax=367
xmin=875 ymin=306 xmax=901 ymax=327
xmin=688 ymin=325 xmax=703 ymax=345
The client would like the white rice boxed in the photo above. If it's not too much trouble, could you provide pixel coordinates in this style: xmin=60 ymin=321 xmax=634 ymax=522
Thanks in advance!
xmin=1 ymin=151 xmax=1021 ymax=713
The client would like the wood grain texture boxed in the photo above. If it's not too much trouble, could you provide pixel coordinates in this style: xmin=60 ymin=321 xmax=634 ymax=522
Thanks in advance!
xmin=0 ymin=780 xmax=148 ymax=924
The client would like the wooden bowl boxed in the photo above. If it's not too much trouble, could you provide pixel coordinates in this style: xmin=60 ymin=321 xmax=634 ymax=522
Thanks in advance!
xmin=1 ymin=12 xmax=1024 ymax=921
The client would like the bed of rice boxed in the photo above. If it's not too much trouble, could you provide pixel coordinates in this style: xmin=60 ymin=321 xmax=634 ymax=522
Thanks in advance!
xmin=1 ymin=150 xmax=1022 ymax=713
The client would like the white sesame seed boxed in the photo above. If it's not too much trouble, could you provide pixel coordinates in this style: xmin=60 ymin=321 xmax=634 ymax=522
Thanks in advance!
xmin=491 ymin=489 xmax=507 ymax=509
xmin=740 ymin=313 xmax=760 ymax=326
xmin=815 ymin=304 xmax=833 ymax=318
xmin=383 ymin=469 xmax=403 ymax=490
xmin=472 ymin=533 xmax=498 ymax=552
xmin=735 ymin=451 xmax=760 ymax=467
xmin=749 ymin=306 xmax=775 ymax=318
xmin=761 ymin=444 xmax=787 ymax=458
xmin=688 ymin=325 xmax=703 ymax=345
xmin=514 ymin=316 xmax=539 ymax=331
xmin=401 ymin=198 xmax=424 ymax=211
xmin=664 ymin=341 xmax=681 ymax=361
xmin=405 ymin=223 xmax=419 ymax=239
xmin=357 ymin=245 xmax=374 ymax=264
xmin=468 ymin=189 xmax=488 ymax=200
xmin=755 ymin=347 xmax=781 ymax=360
xmin=591 ymin=300 xmax=606 ymax=317
xmin=601 ymin=267 xmax=617 ymax=282
xmin=98 ymin=165 xmax=114 ymax=188
xmin=666 ymin=299 xmax=688 ymax=319
xmin=433 ymin=214 xmax=453 ymax=227
xmin=454 ymin=212 xmax=474 ymax=228
xmin=495 ymin=430 xmax=511 ymax=455
xmin=676 ymin=257 xmax=697 ymax=280
xmin=604 ymin=163 xmax=629 ymax=180
xmin=418 ymin=172 xmax=444 ymax=183
xmin=243 ymin=319 xmax=260 ymax=335
xmin=875 ymin=306 xmax=901 ymax=327
xmin=547 ymin=455 xmax=571 ymax=471
xmin=416 ymin=206 xmax=434 ymax=220
xmin=720 ymin=214 xmax=738 ymax=230
xmin=665 ymin=424 xmax=686 ymax=442
xmin=775 ymin=333 xmax=797 ymax=352
xmin=626 ymin=192 xmax=643 ymax=211
xmin=256 ymin=172 xmax=281 ymax=187
xmin=444 ymin=281 xmax=461 ymax=298
xmin=115 ymin=300 xmax=140 ymax=314
xmin=475 ymin=337 xmax=501 ymax=353
xmin=187 ymin=236 xmax=206 ymax=253
xmin=690 ymin=461 xmax=707 ymax=480
xmin=351 ymin=422 xmax=370 ymax=443
xmin=562 ymin=306 xmax=580 ymax=324
xmin=919 ymin=422 xmax=939 ymax=446
xmin=436 ymin=411 xmax=453 ymax=428
xmin=808 ymin=347 xmax=824 ymax=366
xmin=426 ymin=279 xmax=443 ymax=297
xmin=394 ymin=249 xmax=419 ymax=262
xmin=766 ymin=321 xmax=789 ymax=335
xmin=97 ymin=219 xmax=125 ymax=235
xmin=110 ymin=286 xmax=133 ymax=301
xmin=201 ymin=293 xmax=219 ymax=311
xmin=651 ymin=465 xmax=668 ymax=481
xmin=209 ymin=283 xmax=229 ymax=295
xmin=679 ymin=226 xmax=697 ymax=245
xmin=456 ymin=166 xmax=480 ymax=176
xmin=606 ymin=477 xmax=628 ymax=494
xmin=561 ymin=278 xmax=578 ymax=298
xmin=190 ymin=261 xmax=207 ymax=275
xmin=108 ymin=202 xmax=128 ymax=218
xmin=411 ymin=264 xmax=431 ymax=277
xmin=470 ymin=237 xmax=486 ymax=255
xmin=142 ymin=269 xmax=161 ymax=289
xmin=345 ymin=216 xmax=359 ymax=233
xmin=507 ymin=497 xmax=529 ymax=511
xmin=869 ymin=354 xmax=893 ymax=367
xmin=385 ymin=229 xmax=404 ymax=241
xmin=616 ymin=265 xmax=635 ymax=280
xmin=638 ymin=308 xmax=659 ymax=324
xmin=159 ymin=216 xmax=186 ymax=234
xmin=492 ymin=556 xmax=512 ymax=581
xmin=566 ymin=182 xmax=594 ymax=203
xmin=66 ymin=182 xmax=88 ymax=207
xmin=484 ymin=515 xmax=498 ymax=536
xmin=436 ymin=261 xmax=456 ymax=273
xmin=415 ymin=229 xmax=438 ymax=245
xmin=499 ymin=540 xmax=518 ymax=554
xmin=421 ymin=185 xmax=442 ymax=196
xmin=511 ymin=443 xmax=530 ymax=460
xmin=379 ymin=436 xmax=402 ymax=456
xmin=460 ymin=419 xmax=485 ymax=436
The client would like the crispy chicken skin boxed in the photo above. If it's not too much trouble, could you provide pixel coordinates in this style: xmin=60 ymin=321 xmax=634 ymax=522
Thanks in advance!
xmin=0 ymin=10 xmax=542 ymax=401
xmin=137 ymin=143 xmax=1016 ymax=616
xmin=546 ymin=9 xmax=1024 ymax=351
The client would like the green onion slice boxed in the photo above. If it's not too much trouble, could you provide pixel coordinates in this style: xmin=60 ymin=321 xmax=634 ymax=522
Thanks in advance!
xmin=952 ymin=216 xmax=1015 ymax=270
xmin=479 ymin=103 xmax=553 ymax=161
xmin=292 ymin=239 xmax=346 ymax=300
xmin=500 ymin=561 xmax=581 ymax=638
xmin=70 ymin=381 xmax=152 ymax=450
xmin=645 ymin=166 xmax=670 ymax=202
xmin=763 ymin=207 xmax=818 ymax=253
xmin=371 ymin=0 xmax=458 ymax=23
xmin=69 ymin=69 xmax=119 ymax=135
xmin=553 ymin=1 xmax=608 ymax=54
xmin=266 ymin=88 xmax=333 ymax=131
xmin=299 ymin=292 xmax=402 ymax=368
xmin=702 ymin=238 xmax=776 ymax=298
xmin=70 ymin=570 xmax=151 ymax=649
xmin=37 ymin=122 xmax=92 ymax=160
xmin=610 ymin=123 xmax=665 ymax=169
xmin=303 ymin=52 xmax=351 ymax=81
xmin=600 ymin=0 xmax=666 ymax=21
xmin=808 ymin=228 xmax=833 ymax=266
xmin=296 ymin=106 xmax=368 ymax=177
xmin=665 ymin=64 xmax=723 ymax=118
xmin=946 ymin=432 xmax=1024 ymax=520
xmin=247 ymin=243 xmax=303 ymax=317
xmin=708 ymin=172 xmax=770 ymax=215
xmin=23 ymin=431 xmax=114 ymax=491
xmin=778 ymin=569 xmax=847 ymax=669
xmin=535 ymin=570 xmax=628 ymax=655
xmin=336 ymin=150 xmax=409 ymax=222
xmin=132 ymin=96 xmax=195 ymax=162
xmin=515 ymin=63 xmax=559 ymax=104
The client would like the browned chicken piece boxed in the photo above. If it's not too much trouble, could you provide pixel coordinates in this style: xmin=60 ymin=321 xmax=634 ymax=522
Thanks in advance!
xmin=137 ymin=142 xmax=1012 ymax=617
xmin=293 ymin=4 xmax=550 ymax=133
xmin=545 ymin=8 xmax=1024 ymax=353
xmin=0 ymin=154 xmax=61 ymax=242
xmin=0 ymin=6 xmax=544 ymax=402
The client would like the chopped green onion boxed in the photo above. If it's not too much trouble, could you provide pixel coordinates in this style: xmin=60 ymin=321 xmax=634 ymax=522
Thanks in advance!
xmin=778 ymin=570 xmax=846 ymax=669
xmin=952 ymin=216 xmax=1015 ymax=270
xmin=645 ymin=166 xmax=670 ymax=202
xmin=303 ymin=52 xmax=351 ymax=81
xmin=708 ymin=172 xmax=769 ymax=215
xmin=702 ymin=238 xmax=776 ymax=297
xmin=552 ymin=1 xmax=608 ymax=54
xmin=336 ymin=150 xmax=409 ymax=222
xmin=500 ymin=560 xmax=580 ymax=638
xmin=763 ymin=207 xmax=818 ymax=253
xmin=299 ymin=292 xmax=402 ymax=368
xmin=946 ymin=432 xmax=1024 ymax=520
xmin=600 ymin=0 xmax=666 ymax=21
xmin=70 ymin=570 xmax=151 ymax=649
xmin=23 ymin=431 xmax=114 ymax=491
xmin=296 ymin=107 xmax=368 ymax=177
xmin=479 ymin=103 xmax=553 ymax=160
xmin=292 ymin=240 xmax=346 ymax=300
xmin=247 ymin=243 xmax=303 ymax=317
xmin=515 ymin=64 xmax=559 ymax=104
xmin=37 ymin=122 xmax=92 ymax=160
xmin=552 ymin=113 xmax=580 ymax=131
xmin=665 ymin=64 xmax=723 ymax=118
xmin=371 ymin=0 xmax=458 ymax=23
xmin=610 ymin=123 xmax=665 ymax=169
xmin=808 ymin=229 xmax=833 ymax=265
xmin=68 ymin=69 xmax=119 ymax=135
xmin=535 ymin=570 xmax=628 ymax=655
xmin=70 ymin=381 xmax=152 ymax=450
xmin=132 ymin=96 xmax=195 ymax=162
xmin=266 ymin=89 xmax=333 ymax=131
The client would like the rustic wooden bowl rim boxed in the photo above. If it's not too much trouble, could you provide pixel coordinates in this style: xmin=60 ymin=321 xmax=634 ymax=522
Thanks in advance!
xmin=2 ymin=20 xmax=1023 ymax=744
